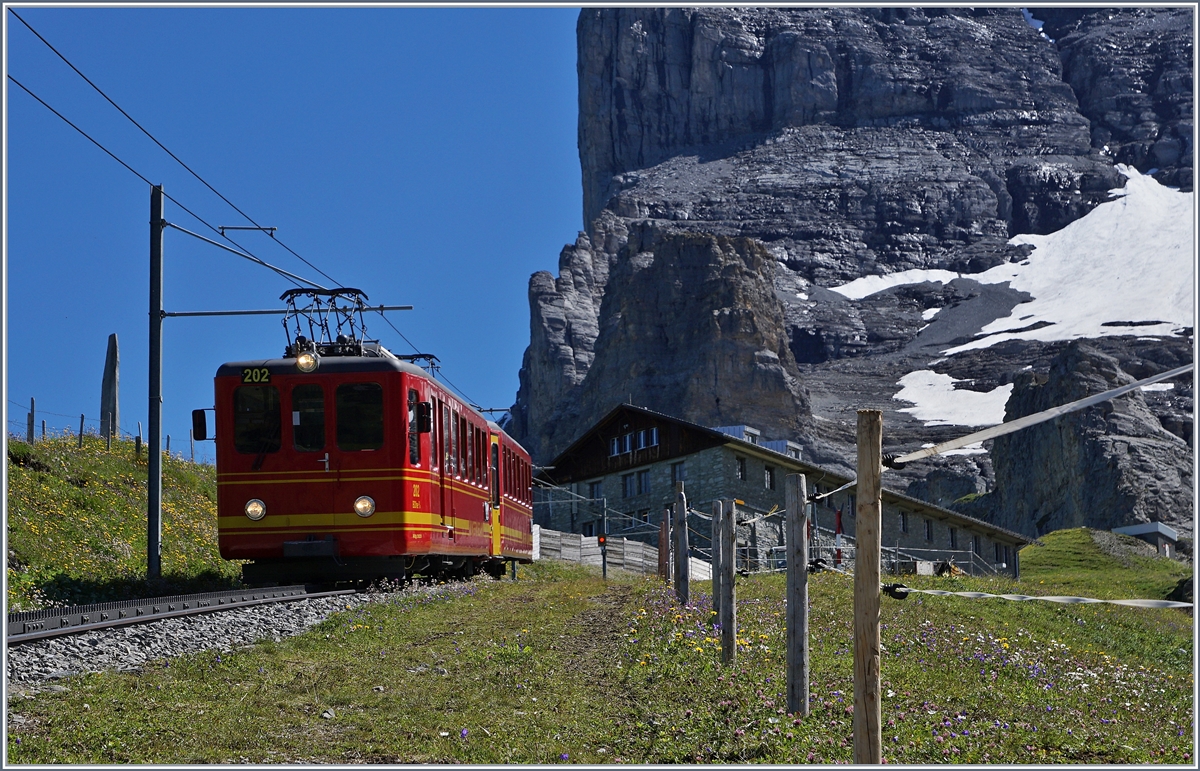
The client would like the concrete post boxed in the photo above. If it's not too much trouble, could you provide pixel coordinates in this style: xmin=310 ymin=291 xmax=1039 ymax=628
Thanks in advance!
xmin=100 ymin=333 xmax=119 ymax=439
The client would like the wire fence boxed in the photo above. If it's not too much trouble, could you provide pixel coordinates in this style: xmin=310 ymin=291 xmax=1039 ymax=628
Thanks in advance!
xmin=7 ymin=398 xmax=211 ymax=465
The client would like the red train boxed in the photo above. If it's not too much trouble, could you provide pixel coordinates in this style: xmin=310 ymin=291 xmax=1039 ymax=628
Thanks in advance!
xmin=194 ymin=289 xmax=533 ymax=585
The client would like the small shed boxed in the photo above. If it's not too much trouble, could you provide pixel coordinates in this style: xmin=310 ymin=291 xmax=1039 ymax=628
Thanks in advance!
xmin=1111 ymin=522 xmax=1179 ymax=558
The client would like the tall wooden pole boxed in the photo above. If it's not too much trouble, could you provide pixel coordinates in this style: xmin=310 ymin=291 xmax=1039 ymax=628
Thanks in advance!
xmin=711 ymin=499 xmax=723 ymax=620
xmin=673 ymin=482 xmax=689 ymax=604
xmin=719 ymin=499 xmax=737 ymax=664
xmin=147 ymin=184 xmax=165 ymax=580
xmin=853 ymin=410 xmax=883 ymax=764
xmin=786 ymin=473 xmax=810 ymax=716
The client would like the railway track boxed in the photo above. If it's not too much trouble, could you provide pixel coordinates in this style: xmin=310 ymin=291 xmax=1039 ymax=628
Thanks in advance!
xmin=6 ymin=585 xmax=356 ymax=645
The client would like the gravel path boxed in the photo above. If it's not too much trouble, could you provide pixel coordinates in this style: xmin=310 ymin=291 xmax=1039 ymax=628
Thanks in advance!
xmin=6 ymin=582 xmax=462 ymax=694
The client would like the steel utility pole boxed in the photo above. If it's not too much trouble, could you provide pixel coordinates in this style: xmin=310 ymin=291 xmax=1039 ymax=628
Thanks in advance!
xmin=148 ymin=185 xmax=165 ymax=580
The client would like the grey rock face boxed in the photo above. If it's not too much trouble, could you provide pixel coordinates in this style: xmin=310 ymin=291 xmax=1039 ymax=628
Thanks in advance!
xmin=1037 ymin=7 xmax=1194 ymax=190
xmin=511 ymin=3 xmax=1193 ymax=506
xmin=981 ymin=342 xmax=1193 ymax=539
xmin=577 ymin=6 xmax=1111 ymax=230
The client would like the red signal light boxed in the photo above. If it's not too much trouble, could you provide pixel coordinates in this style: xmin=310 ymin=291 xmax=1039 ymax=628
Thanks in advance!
xmin=597 ymin=534 xmax=607 ymax=546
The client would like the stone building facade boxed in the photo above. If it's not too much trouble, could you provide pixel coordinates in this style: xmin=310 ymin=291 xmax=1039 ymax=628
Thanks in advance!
xmin=534 ymin=405 xmax=1031 ymax=577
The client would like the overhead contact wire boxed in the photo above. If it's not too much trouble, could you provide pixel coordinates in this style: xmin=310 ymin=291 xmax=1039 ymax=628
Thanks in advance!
xmin=7 ymin=75 xmax=321 ymax=290
xmin=12 ymin=21 xmax=475 ymax=406
xmin=8 ymin=7 xmax=342 ymax=289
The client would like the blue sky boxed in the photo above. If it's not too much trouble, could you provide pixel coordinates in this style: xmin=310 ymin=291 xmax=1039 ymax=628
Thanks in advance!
xmin=4 ymin=5 xmax=581 ymax=462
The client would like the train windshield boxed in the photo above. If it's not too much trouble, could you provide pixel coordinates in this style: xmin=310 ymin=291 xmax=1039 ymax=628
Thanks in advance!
xmin=337 ymin=382 xmax=384 ymax=451
xmin=233 ymin=385 xmax=281 ymax=454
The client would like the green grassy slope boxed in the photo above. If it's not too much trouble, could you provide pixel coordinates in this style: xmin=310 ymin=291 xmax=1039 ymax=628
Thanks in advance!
xmin=6 ymin=434 xmax=241 ymax=611
xmin=6 ymin=559 xmax=1193 ymax=764
xmin=1019 ymin=527 xmax=1191 ymax=600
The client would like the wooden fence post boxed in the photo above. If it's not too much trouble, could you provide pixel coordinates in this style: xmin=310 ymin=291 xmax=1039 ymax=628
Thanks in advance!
xmin=27 ymin=397 xmax=35 ymax=443
xmin=786 ymin=473 xmax=810 ymax=717
xmin=658 ymin=516 xmax=671 ymax=583
xmin=719 ymin=499 xmax=737 ymax=664
xmin=673 ymin=483 xmax=689 ymax=605
xmin=711 ymin=499 xmax=723 ymax=620
xmin=78 ymin=414 xmax=85 ymax=449
xmin=853 ymin=410 xmax=883 ymax=764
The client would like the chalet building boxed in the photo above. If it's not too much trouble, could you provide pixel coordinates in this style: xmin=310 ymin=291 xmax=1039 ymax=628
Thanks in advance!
xmin=534 ymin=404 xmax=1031 ymax=578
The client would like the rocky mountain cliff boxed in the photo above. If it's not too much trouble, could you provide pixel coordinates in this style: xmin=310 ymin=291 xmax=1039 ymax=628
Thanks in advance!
xmin=962 ymin=342 xmax=1194 ymax=539
xmin=509 ymin=6 xmax=1193 ymax=539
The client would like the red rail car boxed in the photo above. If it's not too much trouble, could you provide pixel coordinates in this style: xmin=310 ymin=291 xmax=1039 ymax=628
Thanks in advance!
xmin=198 ymin=291 xmax=533 ymax=585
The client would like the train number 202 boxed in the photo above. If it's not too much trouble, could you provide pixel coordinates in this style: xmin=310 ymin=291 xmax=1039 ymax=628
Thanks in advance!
xmin=241 ymin=367 xmax=271 ymax=384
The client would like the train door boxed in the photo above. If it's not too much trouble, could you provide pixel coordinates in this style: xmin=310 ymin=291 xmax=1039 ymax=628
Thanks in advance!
xmin=490 ymin=434 xmax=502 ymax=556
xmin=289 ymin=381 xmax=333 ymax=533
xmin=329 ymin=379 xmax=387 ymax=545
xmin=435 ymin=396 xmax=449 ymax=536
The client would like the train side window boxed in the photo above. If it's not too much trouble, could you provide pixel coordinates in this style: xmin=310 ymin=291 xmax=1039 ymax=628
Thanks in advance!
xmin=233 ymin=385 xmax=281 ymax=454
xmin=336 ymin=382 xmax=384 ymax=451
xmin=407 ymin=389 xmax=421 ymax=466
xmin=452 ymin=412 xmax=460 ymax=478
xmin=436 ymin=398 xmax=446 ymax=470
xmin=442 ymin=403 xmax=453 ymax=474
xmin=460 ymin=415 xmax=468 ymax=481
xmin=291 ymin=384 xmax=325 ymax=452
xmin=491 ymin=441 xmax=500 ymax=507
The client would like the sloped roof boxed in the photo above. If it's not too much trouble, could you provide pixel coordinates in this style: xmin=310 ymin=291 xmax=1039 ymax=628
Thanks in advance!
xmin=546 ymin=403 xmax=1033 ymax=546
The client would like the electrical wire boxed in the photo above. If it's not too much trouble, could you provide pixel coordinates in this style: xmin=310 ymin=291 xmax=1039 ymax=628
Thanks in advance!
xmin=11 ymin=20 xmax=487 ymax=413
xmin=5 ymin=75 xmax=328 ymax=293
xmin=8 ymin=7 xmax=343 ymax=289
xmin=7 ymin=75 xmax=323 ymax=291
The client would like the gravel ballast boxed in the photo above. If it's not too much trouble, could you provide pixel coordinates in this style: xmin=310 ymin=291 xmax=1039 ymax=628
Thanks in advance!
xmin=6 ymin=582 xmax=464 ymax=691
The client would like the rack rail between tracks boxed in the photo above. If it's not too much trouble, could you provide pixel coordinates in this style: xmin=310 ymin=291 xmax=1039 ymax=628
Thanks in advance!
xmin=6 ymin=585 xmax=355 ymax=645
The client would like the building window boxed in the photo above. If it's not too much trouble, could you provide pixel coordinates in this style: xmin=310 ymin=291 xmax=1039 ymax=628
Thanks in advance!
xmin=1004 ymin=545 xmax=1011 ymax=565
xmin=924 ymin=518 xmax=933 ymax=542
xmin=636 ymin=429 xmax=647 ymax=449
xmin=609 ymin=437 xmax=620 ymax=457
xmin=764 ymin=466 xmax=776 ymax=490
xmin=648 ymin=427 xmax=659 ymax=446
xmin=994 ymin=542 xmax=1002 ymax=562
xmin=639 ymin=509 xmax=650 ymax=524
xmin=623 ymin=433 xmax=634 ymax=453
xmin=636 ymin=469 xmax=651 ymax=495
xmin=848 ymin=494 xmax=856 ymax=517
xmin=949 ymin=527 xmax=958 ymax=550
xmin=900 ymin=511 xmax=909 ymax=534
xmin=736 ymin=456 xmax=747 ymax=481
xmin=622 ymin=473 xmax=635 ymax=498
xmin=583 ymin=521 xmax=595 ymax=537
xmin=788 ymin=447 xmax=800 ymax=459
xmin=588 ymin=480 xmax=603 ymax=502
xmin=671 ymin=461 xmax=686 ymax=484
xmin=972 ymin=534 xmax=981 ymax=556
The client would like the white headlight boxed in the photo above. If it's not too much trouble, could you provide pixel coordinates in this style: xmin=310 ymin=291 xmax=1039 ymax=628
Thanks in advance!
xmin=354 ymin=495 xmax=376 ymax=517
xmin=296 ymin=352 xmax=319 ymax=373
xmin=245 ymin=499 xmax=266 ymax=520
